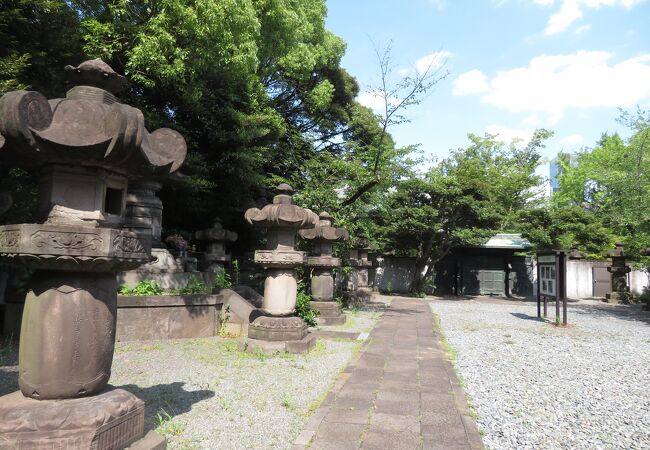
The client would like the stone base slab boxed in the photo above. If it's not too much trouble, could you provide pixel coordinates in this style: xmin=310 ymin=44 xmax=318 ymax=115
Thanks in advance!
xmin=0 ymin=387 xmax=147 ymax=450
xmin=241 ymin=333 xmax=317 ymax=354
xmin=312 ymin=301 xmax=346 ymax=325
xmin=126 ymin=431 xmax=167 ymax=450
xmin=603 ymin=291 xmax=632 ymax=304
xmin=248 ymin=315 xmax=308 ymax=341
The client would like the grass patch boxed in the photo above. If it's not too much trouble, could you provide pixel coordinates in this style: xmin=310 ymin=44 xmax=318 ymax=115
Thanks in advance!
xmin=154 ymin=408 xmax=185 ymax=437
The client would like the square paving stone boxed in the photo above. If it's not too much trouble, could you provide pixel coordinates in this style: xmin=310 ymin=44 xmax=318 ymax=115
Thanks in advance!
xmin=369 ymin=413 xmax=420 ymax=434
xmin=379 ymin=380 xmax=420 ymax=391
xmin=420 ymin=393 xmax=458 ymax=413
xmin=324 ymin=407 xmax=370 ymax=425
xmin=332 ymin=396 xmax=374 ymax=410
xmin=382 ymin=372 xmax=416 ymax=384
xmin=311 ymin=422 xmax=365 ymax=450
xmin=422 ymin=439 xmax=470 ymax=450
xmin=361 ymin=429 xmax=422 ymax=450
xmin=374 ymin=397 xmax=418 ymax=416
xmin=376 ymin=389 xmax=420 ymax=404
xmin=337 ymin=386 xmax=376 ymax=401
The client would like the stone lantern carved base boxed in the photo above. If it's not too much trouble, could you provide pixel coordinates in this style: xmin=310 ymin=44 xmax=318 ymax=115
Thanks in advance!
xmin=0 ymin=387 xmax=165 ymax=450
xmin=245 ymin=316 xmax=315 ymax=354
xmin=248 ymin=315 xmax=307 ymax=341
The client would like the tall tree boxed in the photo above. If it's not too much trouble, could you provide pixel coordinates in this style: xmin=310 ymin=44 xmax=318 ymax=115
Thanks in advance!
xmin=554 ymin=109 xmax=650 ymax=257
xmin=376 ymin=131 xmax=550 ymax=293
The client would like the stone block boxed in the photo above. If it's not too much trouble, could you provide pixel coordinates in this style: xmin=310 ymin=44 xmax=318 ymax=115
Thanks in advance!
xmin=116 ymin=294 xmax=218 ymax=341
xmin=0 ymin=388 xmax=145 ymax=450
xmin=126 ymin=431 xmax=167 ymax=450
xmin=312 ymin=301 xmax=346 ymax=325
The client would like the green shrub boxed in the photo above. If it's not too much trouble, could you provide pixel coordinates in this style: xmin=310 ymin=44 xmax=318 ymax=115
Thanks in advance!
xmin=118 ymin=280 xmax=164 ymax=296
xmin=295 ymin=288 xmax=319 ymax=327
xmin=174 ymin=276 xmax=212 ymax=295
xmin=213 ymin=269 xmax=232 ymax=289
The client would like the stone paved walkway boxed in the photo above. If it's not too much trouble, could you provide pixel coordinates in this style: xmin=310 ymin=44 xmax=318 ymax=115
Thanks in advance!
xmin=292 ymin=297 xmax=484 ymax=450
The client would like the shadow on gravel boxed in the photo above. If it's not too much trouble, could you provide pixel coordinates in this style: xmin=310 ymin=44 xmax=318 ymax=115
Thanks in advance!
xmin=510 ymin=312 xmax=547 ymax=322
xmin=119 ymin=381 xmax=215 ymax=431
xmin=570 ymin=304 xmax=650 ymax=327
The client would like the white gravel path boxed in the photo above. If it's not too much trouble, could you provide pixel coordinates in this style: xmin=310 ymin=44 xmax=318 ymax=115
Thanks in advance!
xmin=430 ymin=300 xmax=650 ymax=450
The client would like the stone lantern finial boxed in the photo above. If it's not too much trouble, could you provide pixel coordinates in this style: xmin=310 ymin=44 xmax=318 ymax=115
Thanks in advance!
xmin=64 ymin=58 xmax=127 ymax=94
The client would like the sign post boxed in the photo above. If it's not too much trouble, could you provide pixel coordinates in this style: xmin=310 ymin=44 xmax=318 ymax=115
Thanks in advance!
xmin=536 ymin=250 xmax=567 ymax=326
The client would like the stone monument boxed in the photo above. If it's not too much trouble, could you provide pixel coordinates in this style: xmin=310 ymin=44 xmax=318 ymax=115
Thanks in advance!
xmin=194 ymin=219 xmax=237 ymax=273
xmin=345 ymin=234 xmax=374 ymax=306
xmin=244 ymin=183 xmax=319 ymax=352
xmin=0 ymin=59 xmax=186 ymax=449
xmin=604 ymin=242 xmax=632 ymax=304
xmin=299 ymin=212 xmax=348 ymax=325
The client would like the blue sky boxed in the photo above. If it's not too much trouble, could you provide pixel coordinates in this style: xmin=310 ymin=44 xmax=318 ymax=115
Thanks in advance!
xmin=325 ymin=0 xmax=650 ymax=170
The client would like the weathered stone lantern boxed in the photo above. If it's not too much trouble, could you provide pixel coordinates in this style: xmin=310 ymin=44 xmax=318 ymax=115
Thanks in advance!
xmin=0 ymin=59 xmax=186 ymax=449
xmin=604 ymin=242 xmax=632 ymax=304
xmin=194 ymin=219 xmax=238 ymax=273
xmin=299 ymin=212 xmax=349 ymax=325
xmin=345 ymin=234 xmax=374 ymax=305
xmin=244 ymin=183 xmax=318 ymax=352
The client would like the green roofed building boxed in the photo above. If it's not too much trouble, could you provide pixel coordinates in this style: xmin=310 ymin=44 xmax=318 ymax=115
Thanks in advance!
xmin=434 ymin=234 xmax=534 ymax=297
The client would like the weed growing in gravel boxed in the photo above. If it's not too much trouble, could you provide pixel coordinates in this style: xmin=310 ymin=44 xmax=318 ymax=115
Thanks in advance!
xmin=281 ymin=394 xmax=294 ymax=409
xmin=155 ymin=409 xmax=185 ymax=437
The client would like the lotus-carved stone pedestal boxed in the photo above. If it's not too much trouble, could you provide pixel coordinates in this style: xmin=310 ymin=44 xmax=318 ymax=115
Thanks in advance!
xmin=244 ymin=184 xmax=319 ymax=353
xmin=299 ymin=212 xmax=349 ymax=325
xmin=0 ymin=59 xmax=186 ymax=450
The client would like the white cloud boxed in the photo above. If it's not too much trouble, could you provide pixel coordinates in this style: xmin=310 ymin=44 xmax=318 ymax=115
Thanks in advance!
xmin=474 ymin=51 xmax=650 ymax=124
xmin=486 ymin=125 xmax=534 ymax=145
xmin=357 ymin=91 xmax=399 ymax=111
xmin=559 ymin=134 xmax=585 ymax=145
xmin=453 ymin=70 xmax=488 ymax=95
xmin=545 ymin=0 xmax=582 ymax=35
xmin=574 ymin=24 xmax=592 ymax=34
xmin=428 ymin=0 xmax=446 ymax=10
xmin=541 ymin=0 xmax=646 ymax=35
xmin=415 ymin=51 xmax=452 ymax=74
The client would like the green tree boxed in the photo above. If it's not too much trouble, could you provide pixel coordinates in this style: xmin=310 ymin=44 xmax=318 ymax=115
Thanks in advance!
xmin=376 ymin=131 xmax=550 ymax=293
xmin=554 ymin=109 xmax=650 ymax=257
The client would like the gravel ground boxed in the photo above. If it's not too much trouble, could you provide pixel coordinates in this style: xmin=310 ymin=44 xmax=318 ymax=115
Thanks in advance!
xmin=0 ymin=308 xmax=382 ymax=450
xmin=430 ymin=300 xmax=650 ymax=450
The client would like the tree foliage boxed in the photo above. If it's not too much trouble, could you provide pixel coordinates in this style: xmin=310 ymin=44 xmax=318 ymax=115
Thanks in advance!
xmin=553 ymin=109 xmax=650 ymax=257
xmin=375 ymin=131 xmax=550 ymax=292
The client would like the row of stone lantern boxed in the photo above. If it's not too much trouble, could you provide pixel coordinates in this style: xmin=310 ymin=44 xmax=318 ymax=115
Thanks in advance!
xmin=0 ymin=59 xmax=375 ymax=449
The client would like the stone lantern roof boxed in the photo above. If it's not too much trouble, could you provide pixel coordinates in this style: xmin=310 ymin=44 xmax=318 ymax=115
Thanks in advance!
xmin=0 ymin=59 xmax=187 ymax=272
xmin=299 ymin=211 xmax=349 ymax=268
xmin=244 ymin=183 xmax=319 ymax=229
xmin=245 ymin=184 xmax=318 ymax=269
xmin=604 ymin=242 xmax=627 ymax=258
xmin=0 ymin=58 xmax=186 ymax=176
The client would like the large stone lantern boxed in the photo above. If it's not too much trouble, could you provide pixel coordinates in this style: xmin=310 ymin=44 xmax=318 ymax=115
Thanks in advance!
xmin=244 ymin=184 xmax=318 ymax=351
xmin=299 ymin=212 xmax=349 ymax=325
xmin=0 ymin=59 xmax=186 ymax=449
xmin=604 ymin=242 xmax=632 ymax=304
